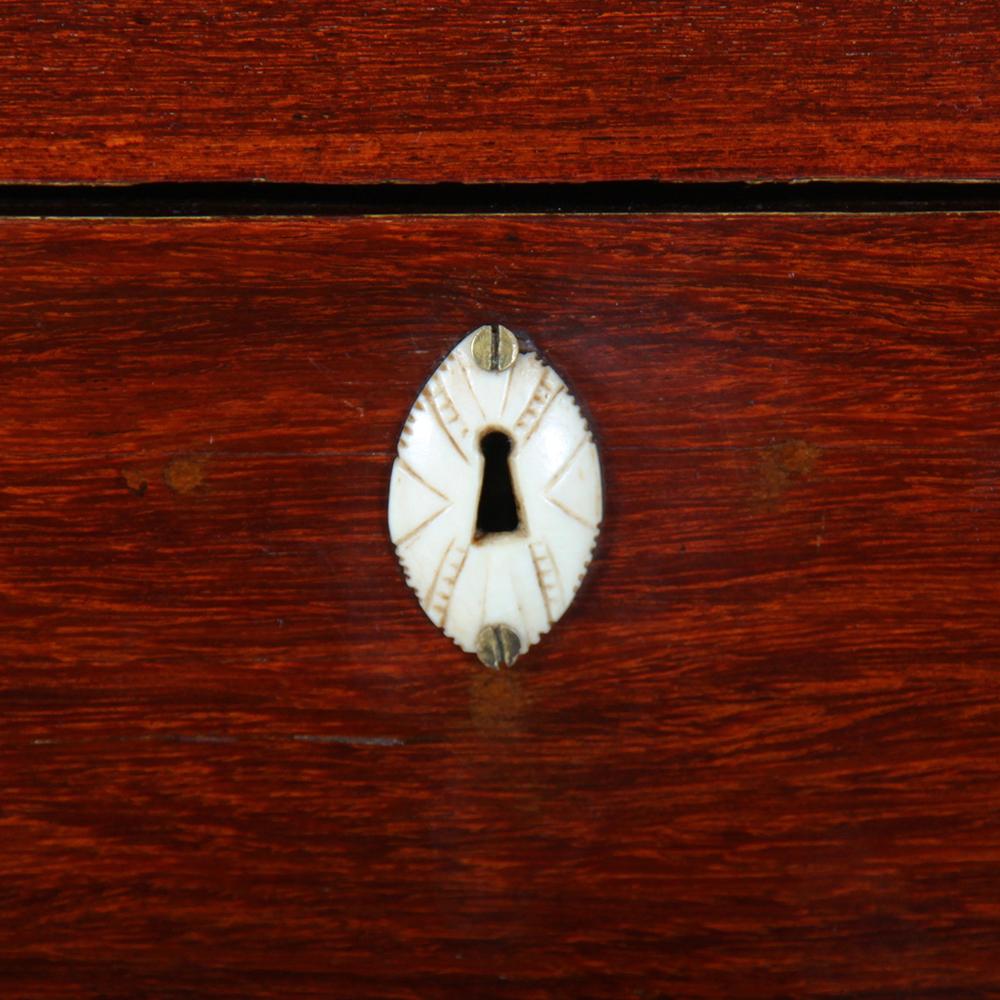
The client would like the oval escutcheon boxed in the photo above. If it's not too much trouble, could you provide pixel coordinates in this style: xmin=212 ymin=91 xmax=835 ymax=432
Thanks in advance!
xmin=388 ymin=325 xmax=602 ymax=668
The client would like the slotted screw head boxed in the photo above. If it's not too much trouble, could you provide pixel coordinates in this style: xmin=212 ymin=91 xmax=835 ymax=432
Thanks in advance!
xmin=471 ymin=324 xmax=519 ymax=373
xmin=476 ymin=624 xmax=522 ymax=669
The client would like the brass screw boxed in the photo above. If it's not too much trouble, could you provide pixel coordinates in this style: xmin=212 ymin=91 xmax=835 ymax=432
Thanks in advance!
xmin=471 ymin=324 xmax=518 ymax=373
xmin=476 ymin=624 xmax=521 ymax=669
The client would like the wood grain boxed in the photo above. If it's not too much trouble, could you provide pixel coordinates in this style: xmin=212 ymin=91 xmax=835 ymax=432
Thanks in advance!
xmin=2 ymin=215 xmax=1000 ymax=998
xmin=2 ymin=2 xmax=1000 ymax=184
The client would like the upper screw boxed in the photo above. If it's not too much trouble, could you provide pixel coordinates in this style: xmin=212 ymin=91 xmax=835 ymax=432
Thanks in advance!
xmin=471 ymin=324 xmax=519 ymax=373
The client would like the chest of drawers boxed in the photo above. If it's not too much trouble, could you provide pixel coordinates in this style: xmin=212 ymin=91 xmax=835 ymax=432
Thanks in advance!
xmin=3 ymin=5 xmax=1000 ymax=998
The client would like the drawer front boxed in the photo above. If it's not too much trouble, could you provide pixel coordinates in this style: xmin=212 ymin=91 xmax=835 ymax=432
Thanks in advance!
xmin=2 ymin=215 xmax=999 ymax=998
xmin=3 ymin=2 xmax=999 ymax=183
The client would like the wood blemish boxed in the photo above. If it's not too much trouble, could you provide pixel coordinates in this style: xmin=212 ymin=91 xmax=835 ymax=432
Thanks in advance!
xmin=469 ymin=669 xmax=529 ymax=734
xmin=163 ymin=454 xmax=209 ymax=495
xmin=120 ymin=468 xmax=149 ymax=496
xmin=753 ymin=439 xmax=821 ymax=508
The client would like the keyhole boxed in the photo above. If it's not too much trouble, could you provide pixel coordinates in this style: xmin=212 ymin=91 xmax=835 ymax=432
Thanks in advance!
xmin=475 ymin=431 xmax=520 ymax=540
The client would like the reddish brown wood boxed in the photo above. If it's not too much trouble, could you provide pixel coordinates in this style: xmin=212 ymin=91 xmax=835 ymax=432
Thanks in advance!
xmin=2 ymin=215 xmax=1000 ymax=997
xmin=1 ymin=2 xmax=1000 ymax=183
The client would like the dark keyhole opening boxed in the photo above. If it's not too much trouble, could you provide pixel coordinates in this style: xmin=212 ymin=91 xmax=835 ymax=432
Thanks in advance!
xmin=476 ymin=431 xmax=520 ymax=539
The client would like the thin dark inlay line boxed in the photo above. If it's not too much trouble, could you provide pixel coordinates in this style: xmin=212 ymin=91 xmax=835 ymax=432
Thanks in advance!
xmin=1 ymin=180 xmax=999 ymax=217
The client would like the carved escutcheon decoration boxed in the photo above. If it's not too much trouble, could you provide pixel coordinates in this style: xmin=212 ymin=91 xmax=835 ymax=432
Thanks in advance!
xmin=388 ymin=325 xmax=602 ymax=668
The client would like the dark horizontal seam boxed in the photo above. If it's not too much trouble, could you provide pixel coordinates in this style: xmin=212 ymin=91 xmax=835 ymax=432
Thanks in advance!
xmin=0 ymin=180 xmax=999 ymax=217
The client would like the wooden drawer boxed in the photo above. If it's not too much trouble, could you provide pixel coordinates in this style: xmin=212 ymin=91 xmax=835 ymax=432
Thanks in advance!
xmin=5 ymin=0 xmax=1000 ymax=995
xmin=3 ymin=214 xmax=999 ymax=997
xmin=5 ymin=2 xmax=1000 ymax=183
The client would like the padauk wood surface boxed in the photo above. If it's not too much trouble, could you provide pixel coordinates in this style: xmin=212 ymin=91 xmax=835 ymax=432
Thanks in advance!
xmin=1 ymin=215 xmax=1000 ymax=997
xmin=1 ymin=1 xmax=1000 ymax=184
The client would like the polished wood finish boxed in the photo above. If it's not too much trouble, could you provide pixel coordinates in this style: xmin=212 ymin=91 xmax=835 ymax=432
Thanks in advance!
xmin=2 ymin=215 xmax=999 ymax=997
xmin=3 ymin=2 xmax=1000 ymax=184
